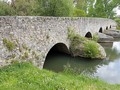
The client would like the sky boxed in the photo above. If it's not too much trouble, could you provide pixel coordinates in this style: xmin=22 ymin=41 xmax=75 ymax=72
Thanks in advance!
xmin=114 ymin=7 xmax=120 ymax=16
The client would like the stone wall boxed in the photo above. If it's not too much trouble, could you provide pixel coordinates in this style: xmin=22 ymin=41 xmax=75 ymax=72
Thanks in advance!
xmin=0 ymin=16 xmax=117 ymax=68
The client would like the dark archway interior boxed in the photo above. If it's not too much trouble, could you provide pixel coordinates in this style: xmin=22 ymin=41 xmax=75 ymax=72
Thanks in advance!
xmin=85 ymin=32 xmax=92 ymax=38
xmin=47 ymin=43 xmax=69 ymax=55
xmin=99 ymin=27 xmax=102 ymax=33
xmin=106 ymin=26 xmax=108 ymax=30
xmin=110 ymin=25 xmax=111 ymax=28
xmin=43 ymin=43 xmax=69 ymax=68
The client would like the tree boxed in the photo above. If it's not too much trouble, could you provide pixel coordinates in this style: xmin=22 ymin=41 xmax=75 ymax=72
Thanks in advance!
xmin=10 ymin=0 xmax=37 ymax=15
xmin=75 ymin=0 xmax=87 ymax=12
xmin=36 ymin=0 xmax=74 ymax=16
xmin=75 ymin=0 xmax=95 ymax=17
xmin=88 ymin=0 xmax=120 ymax=18
xmin=0 ymin=1 xmax=14 ymax=15
xmin=73 ymin=8 xmax=86 ymax=17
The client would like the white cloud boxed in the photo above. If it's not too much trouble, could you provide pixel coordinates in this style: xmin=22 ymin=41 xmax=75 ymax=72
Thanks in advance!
xmin=94 ymin=60 xmax=120 ymax=84
xmin=114 ymin=6 xmax=120 ymax=15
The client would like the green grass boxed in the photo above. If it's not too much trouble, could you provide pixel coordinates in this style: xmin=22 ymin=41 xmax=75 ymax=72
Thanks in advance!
xmin=0 ymin=62 xmax=120 ymax=90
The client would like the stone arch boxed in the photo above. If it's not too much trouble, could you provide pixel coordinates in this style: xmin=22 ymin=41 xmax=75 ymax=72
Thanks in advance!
xmin=110 ymin=25 xmax=111 ymax=28
xmin=46 ymin=43 xmax=69 ymax=56
xmin=106 ymin=26 xmax=108 ymax=30
xmin=43 ymin=43 xmax=69 ymax=67
xmin=99 ymin=27 xmax=103 ymax=33
xmin=85 ymin=32 xmax=92 ymax=38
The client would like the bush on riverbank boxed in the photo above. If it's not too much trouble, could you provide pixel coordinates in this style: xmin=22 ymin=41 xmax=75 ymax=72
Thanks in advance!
xmin=0 ymin=62 xmax=120 ymax=90
xmin=68 ymin=27 xmax=106 ymax=59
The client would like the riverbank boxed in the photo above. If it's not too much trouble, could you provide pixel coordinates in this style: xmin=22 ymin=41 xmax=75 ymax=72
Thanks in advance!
xmin=0 ymin=62 xmax=119 ymax=90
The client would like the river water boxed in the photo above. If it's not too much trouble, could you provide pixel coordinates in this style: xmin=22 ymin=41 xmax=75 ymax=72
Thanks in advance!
xmin=43 ymin=41 xmax=120 ymax=84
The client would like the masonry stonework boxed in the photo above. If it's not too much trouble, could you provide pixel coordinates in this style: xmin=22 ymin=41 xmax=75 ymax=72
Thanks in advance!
xmin=0 ymin=16 xmax=117 ymax=68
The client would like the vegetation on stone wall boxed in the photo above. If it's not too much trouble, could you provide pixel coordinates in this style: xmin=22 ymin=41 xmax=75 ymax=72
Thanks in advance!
xmin=21 ymin=52 xmax=29 ymax=59
xmin=92 ymin=34 xmax=99 ymax=42
xmin=68 ymin=27 xmax=105 ymax=59
xmin=84 ymin=41 xmax=99 ymax=58
xmin=3 ymin=38 xmax=16 ymax=51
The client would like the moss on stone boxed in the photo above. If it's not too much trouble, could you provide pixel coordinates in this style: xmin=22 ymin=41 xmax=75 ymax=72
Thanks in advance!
xmin=22 ymin=51 xmax=29 ymax=59
xmin=3 ymin=38 xmax=16 ymax=51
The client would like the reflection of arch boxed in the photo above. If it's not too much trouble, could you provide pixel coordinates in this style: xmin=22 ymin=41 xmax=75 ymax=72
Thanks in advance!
xmin=106 ymin=26 xmax=108 ymax=30
xmin=85 ymin=32 xmax=92 ymax=38
xmin=99 ymin=27 xmax=103 ymax=33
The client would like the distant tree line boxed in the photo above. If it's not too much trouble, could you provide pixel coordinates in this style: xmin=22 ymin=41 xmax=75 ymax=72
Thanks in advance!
xmin=0 ymin=0 xmax=120 ymax=19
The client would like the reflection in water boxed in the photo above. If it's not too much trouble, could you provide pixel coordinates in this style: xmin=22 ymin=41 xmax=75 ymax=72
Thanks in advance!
xmin=94 ymin=59 xmax=120 ymax=84
xmin=112 ymin=42 xmax=120 ymax=53
xmin=94 ymin=41 xmax=120 ymax=84
xmin=44 ymin=42 xmax=120 ymax=84
xmin=44 ymin=53 xmax=102 ymax=74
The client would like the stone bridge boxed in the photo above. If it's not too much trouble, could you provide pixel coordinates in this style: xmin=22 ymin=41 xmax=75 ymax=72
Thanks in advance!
xmin=0 ymin=16 xmax=117 ymax=68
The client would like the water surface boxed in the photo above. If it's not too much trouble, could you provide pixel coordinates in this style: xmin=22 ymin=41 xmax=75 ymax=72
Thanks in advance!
xmin=44 ymin=41 xmax=120 ymax=84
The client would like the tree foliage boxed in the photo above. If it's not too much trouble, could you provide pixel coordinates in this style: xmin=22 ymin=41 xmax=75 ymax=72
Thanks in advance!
xmin=115 ymin=17 xmax=120 ymax=29
xmin=88 ymin=0 xmax=120 ymax=18
xmin=0 ymin=1 xmax=14 ymax=15
xmin=73 ymin=8 xmax=86 ymax=17
xmin=0 ymin=0 xmax=120 ymax=18
xmin=36 ymin=0 xmax=74 ymax=16
xmin=11 ymin=0 xmax=37 ymax=15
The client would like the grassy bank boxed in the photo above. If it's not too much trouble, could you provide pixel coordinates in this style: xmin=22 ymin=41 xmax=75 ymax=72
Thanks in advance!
xmin=0 ymin=62 xmax=120 ymax=90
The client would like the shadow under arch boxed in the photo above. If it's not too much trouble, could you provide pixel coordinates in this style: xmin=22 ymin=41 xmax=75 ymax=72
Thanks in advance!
xmin=99 ymin=27 xmax=103 ymax=33
xmin=85 ymin=32 xmax=92 ymax=38
xmin=106 ymin=26 xmax=108 ymax=30
xmin=43 ymin=43 xmax=69 ymax=68
xmin=110 ymin=25 xmax=111 ymax=28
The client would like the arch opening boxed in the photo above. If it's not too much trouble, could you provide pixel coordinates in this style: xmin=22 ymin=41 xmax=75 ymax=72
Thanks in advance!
xmin=43 ymin=43 xmax=69 ymax=68
xmin=85 ymin=32 xmax=92 ymax=38
xmin=110 ymin=25 xmax=111 ymax=28
xmin=47 ymin=43 xmax=69 ymax=55
xmin=99 ymin=27 xmax=103 ymax=33
xmin=106 ymin=26 xmax=108 ymax=30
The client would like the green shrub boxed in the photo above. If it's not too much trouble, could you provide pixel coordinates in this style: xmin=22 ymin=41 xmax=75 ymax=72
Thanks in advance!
xmin=67 ymin=27 xmax=76 ymax=40
xmin=68 ymin=28 xmax=101 ymax=59
xmin=84 ymin=40 xmax=99 ymax=58
xmin=3 ymin=38 xmax=16 ymax=51
xmin=67 ymin=27 xmax=86 ymax=41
